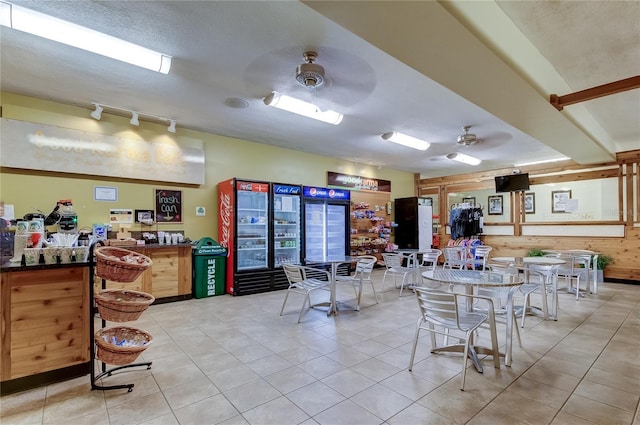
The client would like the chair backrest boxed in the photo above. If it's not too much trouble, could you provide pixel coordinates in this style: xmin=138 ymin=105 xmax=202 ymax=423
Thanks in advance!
xmin=471 ymin=246 xmax=492 ymax=270
xmin=382 ymin=252 xmax=403 ymax=269
xmin=354 ymin=255 xmax=377 ymax=277
xmin=414 ymin=287 xmax=459 ymax=327
xmin=283 ymin=264 xmax=305 ymax=286
xmin=443 ymin=246 xmax=467 ymax=267
xmin=528 ymin=264 xmax=560 ymax=285
xmin=420 ymin=250 xmax=442 ymax=270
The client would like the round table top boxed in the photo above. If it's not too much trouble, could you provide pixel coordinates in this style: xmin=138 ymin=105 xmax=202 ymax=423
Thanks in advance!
xmin=541 ymin=249 xmax=599 ymax=256
xmin=422 ymin=269 xmax=523 ymax=287
xmin=491 ymin=256 xmax=566 ymax=266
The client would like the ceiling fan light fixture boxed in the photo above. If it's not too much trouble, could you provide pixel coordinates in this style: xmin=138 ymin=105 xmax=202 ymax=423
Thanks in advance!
xmin=381 ymin=132 xmax=430 ymax=151
xmin=263 ymin=91 xmax=343 ymax=125
xmin=457 ymin=125 xmax=478 ymax=146
xmin=446 ymin=152 xmax=481 ymax=166
xmin=0 ymin=1 xmax=172 ymax=74
xmin=295 ymin=51 xmax=325 ymax=88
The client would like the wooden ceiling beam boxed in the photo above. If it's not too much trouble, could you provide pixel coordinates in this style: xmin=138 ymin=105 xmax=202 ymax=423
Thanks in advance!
xmin=550 ymin=75 xmax=640 ymax=111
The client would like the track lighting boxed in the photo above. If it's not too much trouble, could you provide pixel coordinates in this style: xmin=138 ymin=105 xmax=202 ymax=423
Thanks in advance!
xmin=89 ymin=102 xmax=176 ymax=133
xmin=381 ymin=132 xmax=430 ymax=151
xmin=0 ymin=1 xmax=172 ymax=73
xmin=90 ymin=103 xmax=103 ymax=120
xmin=446 ymin=152 xmax=482 ymax=166
xmin=263 ymin=91 xmax=343 ymax=125
xmin=129 ymin=112 xmax=139 ymax=126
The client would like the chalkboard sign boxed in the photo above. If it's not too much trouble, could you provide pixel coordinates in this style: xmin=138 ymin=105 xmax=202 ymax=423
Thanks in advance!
xmin=155 ymin=189 xmax=182 ymax=223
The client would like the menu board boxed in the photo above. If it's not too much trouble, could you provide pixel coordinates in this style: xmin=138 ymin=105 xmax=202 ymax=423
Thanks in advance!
xmin=155 ymin=189 xmax=182 ymax=223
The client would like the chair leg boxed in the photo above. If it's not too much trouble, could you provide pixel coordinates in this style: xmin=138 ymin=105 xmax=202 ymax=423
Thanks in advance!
xmin=461 ymin=333 xmax=470 ymax=391
xmin=297 ymin=293 xmax=310 ymax=323
xmin=408 ymin=318 xmax=423 ymax=371
xmin=370 ymin=281 xmax=379 ymax=304
xmin=355 ymin=281 xmax=363 ymax=311
xmin=280 ymin=290 xmax=291 ymax=316
xmin=520 ymin=293 xmax=529 ymax=328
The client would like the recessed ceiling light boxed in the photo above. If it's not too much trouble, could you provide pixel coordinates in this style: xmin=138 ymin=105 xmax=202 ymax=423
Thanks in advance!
xmin=224 ymin=97 xmax=250 ymax=109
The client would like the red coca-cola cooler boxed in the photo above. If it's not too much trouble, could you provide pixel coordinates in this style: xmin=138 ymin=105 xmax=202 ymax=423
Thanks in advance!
xmin=217 ymin=178 xmax=302 ymax=295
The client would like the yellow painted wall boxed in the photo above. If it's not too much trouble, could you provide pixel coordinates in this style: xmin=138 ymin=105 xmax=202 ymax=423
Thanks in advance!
xmin=0 ymin=93 xmax=415 ymax=240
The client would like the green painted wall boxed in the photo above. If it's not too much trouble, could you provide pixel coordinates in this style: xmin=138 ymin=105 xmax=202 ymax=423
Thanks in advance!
xmin=0 ymin=93 xmax=415 ymax=240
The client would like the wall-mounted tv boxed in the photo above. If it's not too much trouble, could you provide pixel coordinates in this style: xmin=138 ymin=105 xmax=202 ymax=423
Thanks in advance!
xmin=495 ymin=173 xmax=530 ymax=192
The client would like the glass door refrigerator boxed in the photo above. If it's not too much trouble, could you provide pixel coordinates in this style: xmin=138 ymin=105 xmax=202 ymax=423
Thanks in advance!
xmin=272 ymin=184 xmax=302 ymax=268
xmin=302 ymin=186 xmax=350 ymax=263
xmin=217 ymin=178 xmax=271 ymax=295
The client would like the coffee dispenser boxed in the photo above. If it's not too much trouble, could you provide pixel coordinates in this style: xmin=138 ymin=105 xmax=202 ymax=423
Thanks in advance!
xmin=57 ymin=199 xmax=78 ymax=234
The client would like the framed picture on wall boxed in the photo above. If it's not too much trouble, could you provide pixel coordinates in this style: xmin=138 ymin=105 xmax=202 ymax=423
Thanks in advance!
xmin=488 ymin=195 xmax=503 ymax=215
xmin=552 ymin=190 xmax=572 ymax=213
xmin=524 ymin=192 xmax=535 ymax=214
xmin=462 ymin=196 xmax=476 ymax=205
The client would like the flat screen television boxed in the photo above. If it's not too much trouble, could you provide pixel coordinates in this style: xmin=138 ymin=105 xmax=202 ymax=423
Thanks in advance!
xmin=495 ymin=173 xmax=530 ymax=192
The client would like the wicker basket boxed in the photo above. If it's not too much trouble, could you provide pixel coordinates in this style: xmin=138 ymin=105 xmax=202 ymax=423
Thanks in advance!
xmin=95 ymin=289 xmax=155 ymax=322
xmin=95 ymin=247 xmax=152 ymax=283
xmin=94 ymin=326 xmax=153 ymax=365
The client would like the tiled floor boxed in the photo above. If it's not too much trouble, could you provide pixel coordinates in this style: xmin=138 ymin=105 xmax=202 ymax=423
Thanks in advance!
xmin=2 ymin=270 xmax=639 ymax=425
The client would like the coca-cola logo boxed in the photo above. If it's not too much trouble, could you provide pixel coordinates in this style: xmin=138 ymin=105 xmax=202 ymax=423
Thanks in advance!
xmin=219 ymin=193 xmax=232 ymax=247
xmin=239 ymin=182 xmax=252 ymax=191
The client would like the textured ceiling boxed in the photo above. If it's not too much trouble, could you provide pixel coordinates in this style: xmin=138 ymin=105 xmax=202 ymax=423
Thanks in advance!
xmin=1 ymin=1 xmax=637 ymax=178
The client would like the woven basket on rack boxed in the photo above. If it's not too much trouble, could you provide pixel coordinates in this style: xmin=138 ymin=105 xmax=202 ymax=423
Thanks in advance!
xmin=95 ymin=289 xmax=155 ymax=322
xmin=95 ymin=247 xmax=152 ymax=283
xmin=94 ymin=326 xmax=153 ymax=365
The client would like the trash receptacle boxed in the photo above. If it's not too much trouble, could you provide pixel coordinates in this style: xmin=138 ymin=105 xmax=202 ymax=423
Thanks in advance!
xmin=193 ymin=237 xmax=227 ymax=298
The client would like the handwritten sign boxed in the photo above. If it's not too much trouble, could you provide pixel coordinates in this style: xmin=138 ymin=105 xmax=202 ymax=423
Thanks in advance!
xmin=155 ymin=189 xmax=182 ymax=223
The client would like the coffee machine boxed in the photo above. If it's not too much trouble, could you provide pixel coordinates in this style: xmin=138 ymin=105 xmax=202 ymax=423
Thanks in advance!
xmin=57 ymin=199 xmax=78 ymax=234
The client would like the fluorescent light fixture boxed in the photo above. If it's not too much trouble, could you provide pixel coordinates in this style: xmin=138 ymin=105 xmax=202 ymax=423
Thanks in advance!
xmin=446 ymin=152 xmax=481 ymax=166
xmin=129 ymin=112 xmax=139 ymax=126
xmin=263 ymin=91 xmax=343 ymax=125
xmin=0 ymin=1 xmax=172 ymax=73
xmin=90 ymin=103 xmax=103 ymax=120
xmin=167 ymin=120 xmax=176 ymax=133
xmin=381 ymin=132 xmax=430 ymax=151
xmin=514 ymin=156 xmax=570 ymax=167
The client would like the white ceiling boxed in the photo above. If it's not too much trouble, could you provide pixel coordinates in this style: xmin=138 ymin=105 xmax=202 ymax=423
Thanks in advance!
xmin=1 ymin=1 xmax=638 ymax=178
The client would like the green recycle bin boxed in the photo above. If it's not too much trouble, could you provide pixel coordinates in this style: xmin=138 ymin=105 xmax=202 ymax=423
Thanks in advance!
xmin=193 ymin=237 xmax=227 ymax=298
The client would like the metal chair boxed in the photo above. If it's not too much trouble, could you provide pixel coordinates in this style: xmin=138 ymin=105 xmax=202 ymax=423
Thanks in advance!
xmin=419 ymin=249 xmax=442 ymax=288
xmin=280 ymin=264 xmax=330 ymax=323
xmin=469 ymin=246 xmax=492 ymax=270
xmin=381 ymin=252 xmax=418 ymax=296
xmin=548 ymin=254 xmax=591 ymax=300
xmin=408 ymin=287 xmax=499 ymax=391
xmin=442 ymin=246 xmax=469 ymax=270
xmin=335 ymin=255 xmax=378 ymax=310
xmin=516 ymin=264 xmax=559 ymax=327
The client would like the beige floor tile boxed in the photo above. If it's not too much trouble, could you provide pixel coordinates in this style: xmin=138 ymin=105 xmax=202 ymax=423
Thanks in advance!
xmin=416 ymin=387 xmax=486 ymax=423
xmin=102 ymin=374 xmax=160 ymax=409
xmin=562 ymin=394 xmax=634 ymax=425
xmin=321 ymin=369 xmax=376 ymax=398
xmin=208 ymin=364 xmax=260 ymax=392
xmin=387 ymin=403 xmax=453 ymax=425
xmin=0 ymin=386 xmax=46 ymax=418
xmin=286 ymin=381 xmax=346 ymax=417
xmin=466 ymin=405 xmax=529 ymax=425
xmin=324 ymin=346 xmax=371 ymax=367
xmin=43 ymin=389 xmax=106 ymax=425
xmin=350 ymin=357 xmax=401 ymax=382
xmin=490 ymin=390 xmax=559 ymax=424
xmin=264 ymin=365 xmax=317 ymax=394
xmin=222 ymin=379 xmax=281 ymax=413
xmin=523 ymin=364 xmax=581 ymax=392
xmin=350 ymin=383 xmax=413 ymax=421
xmin=380 ymin=370 xmax=439 ymax=401
xmin=245 ymin=353 xmax=294 ymax=377
xmin=106 ymin=392 xmax=171 ymax=425
xmin=313 ymin=399 xmax=384 ymax=425
xmin=139 ymin=412 xmax=179 ymax=425
xmin=161 ymin=374 xmax=220 ymax=410
xmin=550 ymin=411 xmax=598 ymax=425
xmin=242 ymin=395 xmax=310 ymax=425
xmin=507 ymin=376 xmax=572 ymax=409
xmin=173 ymin=394 xmax=239 ymax=424
xmin=299 ymin=356 xmax=345 ymax=379
xmin=583 ymin=366 xmax=640 ymax=394
xmin=151 ymin=363 xmax=208 ymax=392
xmin=573 ymin=380 xmax=639 ymax=412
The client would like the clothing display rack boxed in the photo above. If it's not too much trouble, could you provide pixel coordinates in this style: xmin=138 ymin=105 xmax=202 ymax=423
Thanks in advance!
xmin=449 ymin=203 xmax=484 ymax=239
xmin=88 ymin=241 xmax=152 ymax=392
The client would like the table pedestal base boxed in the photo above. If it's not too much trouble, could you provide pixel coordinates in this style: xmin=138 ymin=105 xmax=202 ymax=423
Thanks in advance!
xmin=431 ymin=345 xmax=502 ymax=373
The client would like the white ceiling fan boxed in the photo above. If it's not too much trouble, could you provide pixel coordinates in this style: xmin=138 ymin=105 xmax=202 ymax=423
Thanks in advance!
xmin=456 ymin=125 xmax=479 ymax=146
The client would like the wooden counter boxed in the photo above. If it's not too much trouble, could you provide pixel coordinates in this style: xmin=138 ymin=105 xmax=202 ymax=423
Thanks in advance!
xmin=0 ymin=243 xmax=193 ymax=393
xmin=93 ymin=244 xmax=193 ymax=302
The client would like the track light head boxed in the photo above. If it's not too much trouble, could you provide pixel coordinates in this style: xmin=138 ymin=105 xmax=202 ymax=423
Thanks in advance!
xmin=167 ymin=119 xmax=176 ymax=133
xmin=90 ymin=103 xmax=103 ymax=120
xmin=129 ymin=111 xmax=139 ymax=126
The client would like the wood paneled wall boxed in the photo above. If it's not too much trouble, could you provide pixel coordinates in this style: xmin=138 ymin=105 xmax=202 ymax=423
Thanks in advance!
xmin=417 ymin=150 xmax=639 ymax=282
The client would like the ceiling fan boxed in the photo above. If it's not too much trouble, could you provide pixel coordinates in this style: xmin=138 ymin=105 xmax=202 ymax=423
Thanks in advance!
xmin=456 ymin=125 xmax=479 ymax=146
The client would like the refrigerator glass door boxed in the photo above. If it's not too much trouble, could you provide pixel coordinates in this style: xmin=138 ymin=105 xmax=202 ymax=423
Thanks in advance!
xmin=304 ymin=202 xmax=325 ymax=261
xmin=326 ymin=204 xmax=347 ymax=260
xmin=273 ymin=194 xmax=301 ymax=267
xmin=236 ymin=190 xmax=269 ymax=270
